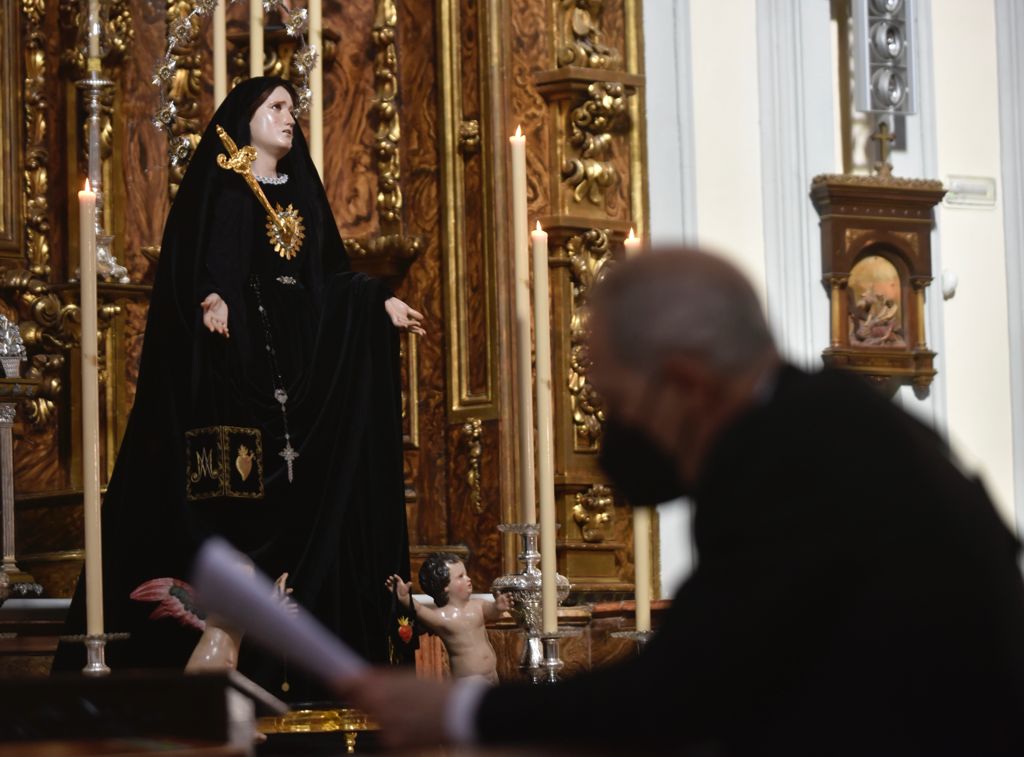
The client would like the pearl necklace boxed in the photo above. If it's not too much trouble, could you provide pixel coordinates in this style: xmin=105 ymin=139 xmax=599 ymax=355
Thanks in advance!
xmin=255 ymin=173 xmax=289 ymax=185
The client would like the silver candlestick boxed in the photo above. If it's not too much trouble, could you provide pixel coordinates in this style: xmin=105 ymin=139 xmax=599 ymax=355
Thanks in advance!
xmin=611 ymin=628 xmax=655 ymax=654
xmin=76 ymin=69 xmax=129 ymax=284
xmin=61 ymin=632 xmax=130 ymax=677
xmin=490 ymin=523 xmax=571 ymax=680
xmin=531 ymin=627 xmax=582 ymax=685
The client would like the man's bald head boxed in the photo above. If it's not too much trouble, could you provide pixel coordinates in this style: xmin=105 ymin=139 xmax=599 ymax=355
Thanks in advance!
xmin=590 ymin=246 xmax=776 ymax=377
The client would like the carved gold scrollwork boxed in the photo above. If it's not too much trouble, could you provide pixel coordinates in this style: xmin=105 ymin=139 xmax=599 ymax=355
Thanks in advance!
xmin=562 ymin=82 xmax=628 ymax=207
xmin=165 ymin=0 xmax=204 ymax=198
xmin=566 ymin=229 xmax=612 ymax=450
xmin=461 ymin=418 xmax=483 ymax=514
xmin=59 ymin=0 xmax=134 ymax=73
xmin=572 ymin=483 xmax=612 ymax=542
xmin=22 ymin=0 xmax=50 ymax=279
xmin=372 ymin=0 xmax=402 ymax=228
xmin=557 ymin=0 xmax=621 ymax=70
xmin=0 ymin=268 xmax=78 ymax=425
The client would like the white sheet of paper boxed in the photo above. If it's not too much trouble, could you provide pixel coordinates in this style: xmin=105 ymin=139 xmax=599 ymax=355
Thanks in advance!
xmin=192 ymin=537 xmax=368 ymax=682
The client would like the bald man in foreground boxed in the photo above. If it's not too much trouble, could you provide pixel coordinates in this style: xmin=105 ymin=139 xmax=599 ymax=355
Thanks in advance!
xmin=340 ymin=247 xmax=1024 ymax=756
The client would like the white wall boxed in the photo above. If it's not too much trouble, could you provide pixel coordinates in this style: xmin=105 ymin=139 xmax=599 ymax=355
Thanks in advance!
xmin=930 ymin=0 xmax=1016 ymax=523
xmin=643 ymin=0 xmax=1020 ymax=596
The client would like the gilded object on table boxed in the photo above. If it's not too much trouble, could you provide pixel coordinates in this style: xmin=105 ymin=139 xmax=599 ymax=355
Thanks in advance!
xmin=565 ymin=228 xmax=612 ymax=450
xmin=557 ymin=0 xmax=621 ymax=70
xmin=461 ymin=417 xmax=483 ymax=514
xmin=215 ymin=126 xmax=306 ymax=260
xmin=562 ymin=82 xmax=628 ymax=207
xmin=22 ymin=0 xmax=50 ymax=278
xmin=258 ymin=707 xmax=379 ymax=754
xmin=573 ymin=483 xmax=612 ymax=543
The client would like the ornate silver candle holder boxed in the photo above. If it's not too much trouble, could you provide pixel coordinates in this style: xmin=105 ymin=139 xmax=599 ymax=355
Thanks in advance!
xmin=76 ymin=69 xmax=129 ymax=284
xmin=60 ymin=631 xmax=130 ymax=677
xmin=530 ymin=627 xmax=582 ymax=685
xmin=0 ymin=316 xmax=26 ymax=379
xmin=490 ymin=523 xmax=571 ymax=680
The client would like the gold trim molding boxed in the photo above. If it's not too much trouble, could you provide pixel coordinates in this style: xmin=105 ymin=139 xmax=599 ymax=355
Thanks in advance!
xmin=438 ymin=0 xmax=498 ymax=419
xmin=565 ymin=228 xmax=612 ymax=451
xmin=372 ymin=0 xmax=402 ymax=229
xmin=461 ymin=417 xmax=483 ymax=514
xmin=811 ymin=173 xmax=945 ymax=191
xmin=22 ymin=0 xmax=50 ymax=278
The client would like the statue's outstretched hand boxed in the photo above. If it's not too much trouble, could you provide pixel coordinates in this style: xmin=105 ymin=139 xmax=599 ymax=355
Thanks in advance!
xmin=385 ymin=574 xmax=413 ymax=606
xmin=201 ymin=292 xmax=230 ymax=338
xmin=384 ymin=297 xmax=426 ymax=336
xmin=494 ymin=591 xmax=514 ymax=613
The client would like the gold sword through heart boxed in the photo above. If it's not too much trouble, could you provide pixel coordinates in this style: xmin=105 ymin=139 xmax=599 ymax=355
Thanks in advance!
xmin=215 ymin=125 xmax=306 ymax=261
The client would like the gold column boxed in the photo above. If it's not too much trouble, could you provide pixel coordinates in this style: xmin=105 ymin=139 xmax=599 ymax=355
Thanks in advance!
xmin=529 ymin=0 xmax=648 ymax=594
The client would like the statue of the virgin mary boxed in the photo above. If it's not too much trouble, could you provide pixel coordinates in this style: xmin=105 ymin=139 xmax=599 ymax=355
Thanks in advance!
xmin=54 ymin=77 xmax=420 ymax=698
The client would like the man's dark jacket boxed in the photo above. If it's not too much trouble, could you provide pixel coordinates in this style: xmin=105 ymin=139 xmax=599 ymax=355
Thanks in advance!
xmin=477 ymin=366 xmax=1024 ymax=756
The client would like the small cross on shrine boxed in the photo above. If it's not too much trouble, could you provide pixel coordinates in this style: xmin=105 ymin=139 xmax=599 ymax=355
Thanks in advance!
xmin=871 ymin=120 xmax=896 ymax=177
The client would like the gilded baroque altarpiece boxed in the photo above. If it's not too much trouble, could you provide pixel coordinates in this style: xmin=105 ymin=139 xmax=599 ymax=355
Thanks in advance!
xmin=0 ymin=0 xmax=653 ymax=602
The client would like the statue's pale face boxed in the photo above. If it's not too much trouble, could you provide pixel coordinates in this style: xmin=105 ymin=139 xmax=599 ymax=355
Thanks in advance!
xmin=248 ymin=86 xmax=295 ymax=161
xmin=445 ymin=560 xmax=473 ymax=603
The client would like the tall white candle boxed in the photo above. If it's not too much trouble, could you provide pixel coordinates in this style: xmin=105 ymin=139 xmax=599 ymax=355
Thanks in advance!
xmin=213 ymin=0 xmax=228 ymax=106
xmin=510 ymin=127 xmax=536 ymax=525
xmin=79 ymin=180 xmax=104 ymax=637
xmin=633 ymin=507 xmax=652 ymax=632
xmin=87 ymin=0 xmax=100 ymax=59
xmin=623 ymin=228 xmax=651 ymax=632
xmin=249 ymin=0 xmax=263 ymax=80
xmin=533 ymin=222 xmax=558 ymax=634
xmin=309 ymin=0 xmax=324 ymax=177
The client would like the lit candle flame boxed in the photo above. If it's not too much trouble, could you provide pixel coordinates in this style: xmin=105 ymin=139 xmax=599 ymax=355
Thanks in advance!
xmin=627 ymin=227 xmax=637 ymax=241
xmin=84 ymin=178 xmax=92 ymax=193
xmin=535 ymin=220 xmax=543 ymax=232
xmin=515 ymin=124 xmax=522 ymax=138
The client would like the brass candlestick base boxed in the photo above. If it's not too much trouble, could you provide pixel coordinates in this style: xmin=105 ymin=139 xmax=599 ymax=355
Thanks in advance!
xmin=60 ymin=632 xmax=130 ymax=677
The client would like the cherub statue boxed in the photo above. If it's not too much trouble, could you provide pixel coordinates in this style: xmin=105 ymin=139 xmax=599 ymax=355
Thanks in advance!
xmin=386 ymin=553 xmax=512 ymax=684
xmin=130 ymin=570 xmax=295 ymax=673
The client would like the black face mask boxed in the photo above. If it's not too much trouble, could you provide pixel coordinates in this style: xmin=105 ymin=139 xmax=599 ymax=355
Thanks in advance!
xmin=598 ymin=416 xmax=688 ymax=506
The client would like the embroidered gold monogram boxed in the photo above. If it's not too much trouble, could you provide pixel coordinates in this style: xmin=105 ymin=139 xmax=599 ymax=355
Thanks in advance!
xmin=190 ymin=446 xmax=220 ymax=484
xmin=214 ymin=126 xmax=306 ymax=261
xmin=185 ymin=426 xmax=264 ymax=501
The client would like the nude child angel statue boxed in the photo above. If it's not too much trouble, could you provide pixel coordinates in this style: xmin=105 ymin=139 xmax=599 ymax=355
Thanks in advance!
xmin=386 ymin=553 xmax=512 ymax=684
